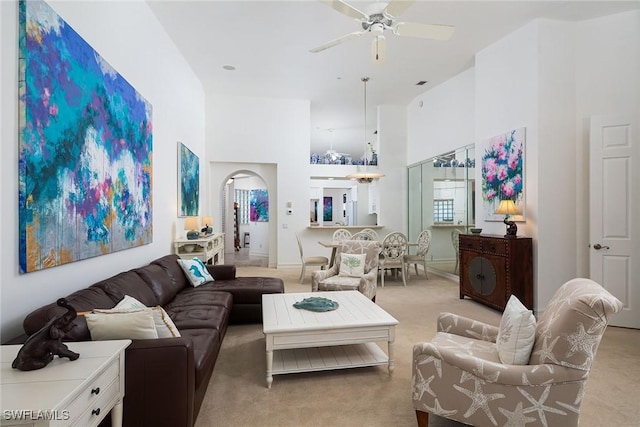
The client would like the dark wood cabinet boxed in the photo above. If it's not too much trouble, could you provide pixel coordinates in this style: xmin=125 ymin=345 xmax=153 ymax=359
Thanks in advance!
xmin=459 ymin=234 xmax=533 ymax=311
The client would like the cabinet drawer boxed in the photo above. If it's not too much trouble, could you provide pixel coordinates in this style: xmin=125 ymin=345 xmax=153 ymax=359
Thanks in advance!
xmin=66 ymin=360 xmax=119 ymax=424
xmin=481 ymin=240 xmax=507 ymax=256
xmin=72 ymin=378 xmax=119 ymax=427
xmin=460 ymin=237 xmax=482 ymax=252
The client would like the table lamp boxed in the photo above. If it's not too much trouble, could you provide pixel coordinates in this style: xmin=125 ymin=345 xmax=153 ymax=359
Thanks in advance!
xmin=201 ymin=216 xmax=213 ymax=234
xmin=184 ymin=217 xmax=200 ymax=240
xmin=494 ymin=199 xmax=519 ymax=238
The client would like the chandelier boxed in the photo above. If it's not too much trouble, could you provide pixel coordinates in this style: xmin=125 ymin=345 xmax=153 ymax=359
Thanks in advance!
xmin=346 ymin=77 xmax=385 ymax=183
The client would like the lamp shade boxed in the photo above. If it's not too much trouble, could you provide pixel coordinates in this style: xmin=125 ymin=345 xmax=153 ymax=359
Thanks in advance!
xmin=202 ymin=216 xmax=212 ymax=226
xmin=494 ymin=199 xmax=519 ymax=216
xmin=184 ymin=217 xmax=199 ymax=231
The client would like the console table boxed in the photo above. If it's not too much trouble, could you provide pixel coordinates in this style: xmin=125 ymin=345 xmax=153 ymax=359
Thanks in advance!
xmin=1 ymin=339 xmax=130 ymax=427
xmin=459 ymin=233 xmax=533 ymax=311
xmin=173 ymin=232 xmax=224 ymax=265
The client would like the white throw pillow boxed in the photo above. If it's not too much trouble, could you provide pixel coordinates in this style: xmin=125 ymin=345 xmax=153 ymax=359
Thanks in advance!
xmin=338 ymin=253 xmax=366 ymax=277
xmin=496 ymin=294 xmax=536 ymax=365
xmin=177 ymin=258 xmax=214 ymax=287
xmin=86 ymin=310 xmax=159 ymax=340
xmin=95 ymin=295 xmax=181 ymax=338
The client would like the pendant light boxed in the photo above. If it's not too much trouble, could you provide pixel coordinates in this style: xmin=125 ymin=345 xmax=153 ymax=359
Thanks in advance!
xmin=346 ymin=77 xmax=385 ymax=183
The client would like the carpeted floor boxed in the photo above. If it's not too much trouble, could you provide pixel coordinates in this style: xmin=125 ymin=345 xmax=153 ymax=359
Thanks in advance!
xmin=194 ymin=266 xmax=640 ymax=427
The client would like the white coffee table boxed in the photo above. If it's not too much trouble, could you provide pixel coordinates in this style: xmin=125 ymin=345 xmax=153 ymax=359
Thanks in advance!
xmin=262 ymin=291 xmax=398 ymax=389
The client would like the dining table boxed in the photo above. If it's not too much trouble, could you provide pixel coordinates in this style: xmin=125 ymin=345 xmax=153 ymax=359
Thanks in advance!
xmin=318 ymin=239 xmax=418 ymax=269
xmin=318 ymin=240 xmax=341 ymax=268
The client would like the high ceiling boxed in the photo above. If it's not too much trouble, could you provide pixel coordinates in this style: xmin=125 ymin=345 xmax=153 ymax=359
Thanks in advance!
xmin=148 ymin=0 xmax=640 ymax=158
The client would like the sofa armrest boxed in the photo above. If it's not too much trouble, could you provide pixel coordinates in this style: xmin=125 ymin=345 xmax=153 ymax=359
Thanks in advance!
xmin=437 ymin=312 xmax=499 ymax=342
xmin=311 ymin=265 xmax=338 ymax=291
xmin=206 ymin=264 xmax=236 ymax=281
xmin=123 ymin=337 xmax=195 ymax=427
xmin=413 ymin=341 xmax=585 ymax=386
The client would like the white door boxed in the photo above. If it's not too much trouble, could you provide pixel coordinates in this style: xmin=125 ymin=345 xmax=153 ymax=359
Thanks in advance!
xmin=590 ymin=114 xmax=640 ymax=328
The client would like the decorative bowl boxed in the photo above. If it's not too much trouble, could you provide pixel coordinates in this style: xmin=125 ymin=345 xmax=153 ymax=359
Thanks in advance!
xmin=183 ymin=244 xmax=197 ymax=253
xmin=470 ymin=228 xmax=482 ymax=234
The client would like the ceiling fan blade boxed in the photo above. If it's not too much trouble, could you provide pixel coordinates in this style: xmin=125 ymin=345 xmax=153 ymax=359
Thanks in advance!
xmin=309 ymin=30 xmax=367 ymax=53
xmin=393 ymin=22 xmax=455 ymax=40
xmin=319 ymin=0 xmax=368 ymax=20
xmin=383 ymin=0 xmax=416 ymax=18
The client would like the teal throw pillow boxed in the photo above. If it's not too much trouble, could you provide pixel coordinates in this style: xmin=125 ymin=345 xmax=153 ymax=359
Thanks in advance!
xmin=177 ymin=258 xmax=214 ymax=287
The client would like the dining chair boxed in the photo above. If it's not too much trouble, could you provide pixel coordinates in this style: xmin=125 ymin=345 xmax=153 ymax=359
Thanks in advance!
xmin=352 ymin=228 xmax=378 ymax=241
xmin=451 ymin=229 xmax=461 ymax=273
xmin=379 ymin=232 xmax=408 ymax=287
xmin=332 ymin=228 xmax=352 ymax=241
xmin=295 ymin=232 xmax=329 ymax=283
xmin=404 ymin=229 xmax=431 ymax=280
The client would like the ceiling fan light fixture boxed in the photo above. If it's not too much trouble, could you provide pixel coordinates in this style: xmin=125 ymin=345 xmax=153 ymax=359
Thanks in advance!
xmin=371 ymin=35 xmax=386 ymax=65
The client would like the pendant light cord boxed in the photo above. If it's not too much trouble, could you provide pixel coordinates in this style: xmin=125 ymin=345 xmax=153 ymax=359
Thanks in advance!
xmin=362 ymin=76 xmax=369 ymax=166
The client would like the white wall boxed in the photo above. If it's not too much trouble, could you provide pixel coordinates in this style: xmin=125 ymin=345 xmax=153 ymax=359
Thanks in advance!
xmin=377 ymin=105 xmax=408 ymax=234
xmin=407 ymin=11 xmax=639 ymax=312
xmin=574 ymin=11 xmax=640 ymax=275
xmin=0 ymin=0 xmax=206 ymax=340
xmin=207 ymin=95 xmax=310 ymax=267
xmin=407 ymin=68 xmax=475 ymax=161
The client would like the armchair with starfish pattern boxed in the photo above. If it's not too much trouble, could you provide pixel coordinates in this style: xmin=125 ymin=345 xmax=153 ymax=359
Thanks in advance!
xmin=412 ymin=278 xmax=622 ymax=427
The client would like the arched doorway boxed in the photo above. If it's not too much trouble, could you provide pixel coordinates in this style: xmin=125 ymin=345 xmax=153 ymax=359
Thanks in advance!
xmin=210 ymin=162 xmax=277 ymax=268
xmin=222 ymin=172 xmax=269 ymax=267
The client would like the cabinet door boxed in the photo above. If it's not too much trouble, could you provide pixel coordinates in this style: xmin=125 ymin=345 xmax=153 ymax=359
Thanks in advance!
xmin=461 ymin=251 xmax=507 ymax=310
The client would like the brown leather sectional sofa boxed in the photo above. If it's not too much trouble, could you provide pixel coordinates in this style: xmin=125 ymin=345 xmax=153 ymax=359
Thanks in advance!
xmin=14 ymin=254 xmax=284 ymax=427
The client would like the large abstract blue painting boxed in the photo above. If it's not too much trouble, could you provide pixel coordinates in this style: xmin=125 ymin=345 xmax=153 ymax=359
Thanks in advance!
xmin=178 ymin=142 xmax=199 ymax=217
xmin=250 ymin=189 xmax=269 ymax=222
xmin=18 ymin=0 xmax=153 ymax=273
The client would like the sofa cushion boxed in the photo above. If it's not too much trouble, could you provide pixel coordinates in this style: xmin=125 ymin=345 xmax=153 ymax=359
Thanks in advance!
xmin=86 ymin=309 xmax=159 ymax=340
xmin=23 ymin=284 xmax=116 ymax=341
xmin=136 ymin=263 xmax=182 ymax=306
xmin=150 ymin=254 xmax=190 ymax=294
xmin=94 ymin=270 xmax=159 ymax=307
xmin=180 ymin=329 xmax=221 ymax=390
xmin=97 ymin=295 xmax=181 ymax=338
xmin=167 ymin=303 xmax=231 ymax=333
xmin=199 ymin=277 xmax=285 ymax=305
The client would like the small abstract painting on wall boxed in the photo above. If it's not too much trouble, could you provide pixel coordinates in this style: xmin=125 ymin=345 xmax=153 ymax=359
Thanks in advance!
xmin=178 ymin=142 xmax=199 ymax=217
xmin=481 ymin=127 xmax=526 ymax=221
xmin=18 ymin=0 xmax=153 ymax=273
xmin=250 ymin=189 xmax=269 ymax=222
xmin=323 ymin=196 xmax=333 ymax=222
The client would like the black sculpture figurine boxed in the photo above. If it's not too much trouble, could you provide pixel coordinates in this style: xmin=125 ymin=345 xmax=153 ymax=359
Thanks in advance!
xmin=12 ymin=298 xmax=80 ymax=371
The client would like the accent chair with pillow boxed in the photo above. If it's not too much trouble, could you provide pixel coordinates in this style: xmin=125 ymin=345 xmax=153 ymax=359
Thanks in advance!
xmin=311 ymin=240 xmax=381 ymax=301
xmin=412 ymin=278 xmax=623 ymax=427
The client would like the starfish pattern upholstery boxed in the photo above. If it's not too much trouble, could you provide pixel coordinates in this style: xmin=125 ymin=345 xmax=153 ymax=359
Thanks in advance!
xmin=412 ymin=278 xmax=622 ymax=427
xmin=312 ymin=240 xmax=381 ymax=300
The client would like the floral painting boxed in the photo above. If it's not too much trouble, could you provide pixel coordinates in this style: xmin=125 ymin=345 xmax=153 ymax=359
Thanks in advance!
xmin=178 ymin=142 xmax=199 ymax=217
xmin=481 ymin=127 xmax=525 ymax=221
xmin=18 ymin=0 xmax=153 ymax=273
xmin=250 ymin=189 xmax=269 ymax=222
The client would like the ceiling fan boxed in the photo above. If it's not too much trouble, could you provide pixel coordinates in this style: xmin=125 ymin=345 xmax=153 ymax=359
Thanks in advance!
xmin=322 ymin=128 xmax=349 ymax=161
xmin=310 ymin=0 xmax=455 ymax=64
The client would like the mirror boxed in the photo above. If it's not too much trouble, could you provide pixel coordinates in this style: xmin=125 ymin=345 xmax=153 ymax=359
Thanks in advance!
xmin=310 ymin=178 xmax=378 ymax=226
xmin=407 ymin=144 xmax=475 ymax=275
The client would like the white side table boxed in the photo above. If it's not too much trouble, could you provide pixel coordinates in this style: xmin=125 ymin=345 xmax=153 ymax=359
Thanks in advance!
xmin=1 ymin=340 xmax=130 ymax=427
xmin=173 ymin=232 xmax=225 ymax=265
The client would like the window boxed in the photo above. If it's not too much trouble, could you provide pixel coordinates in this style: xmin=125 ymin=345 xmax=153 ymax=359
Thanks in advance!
xmin=235 ymin=189 xmax=250 ymax=225
xmin=434 ymin=199 xmax=454 ymax=223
